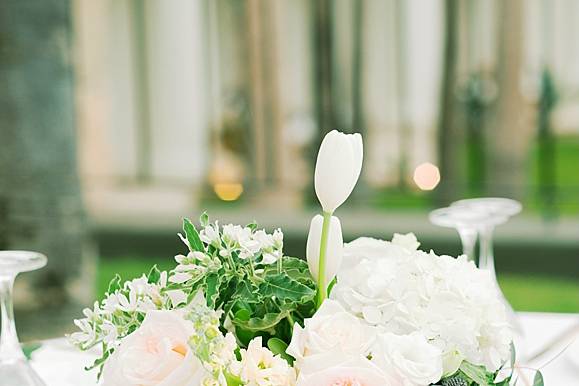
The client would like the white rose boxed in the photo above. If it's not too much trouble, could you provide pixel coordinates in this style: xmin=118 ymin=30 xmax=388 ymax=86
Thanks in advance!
xmin=287 ymin=299 xmax=375 ymax=366
xmin=371 ymin=332 xmax=443 ymax=386
xmin=102 ymin=310 xmax=208 ymax=386
xmin=296 ymin=353 xmax=396 ymax=386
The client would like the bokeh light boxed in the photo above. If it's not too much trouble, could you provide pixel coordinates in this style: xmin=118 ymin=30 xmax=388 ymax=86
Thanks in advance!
xmin=413 ymin=162 xmax=441 ymax=191
xmin=213 ymin=183 xmax=243 ymax=201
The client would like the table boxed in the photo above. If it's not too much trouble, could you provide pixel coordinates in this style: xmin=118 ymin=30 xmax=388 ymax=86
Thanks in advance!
xmin=30 ymin=312 xmax=579 ymax=385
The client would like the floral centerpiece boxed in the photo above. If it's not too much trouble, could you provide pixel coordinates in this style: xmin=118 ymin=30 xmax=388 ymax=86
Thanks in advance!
xmin=71 ymin=131 xmax=522 ymax=386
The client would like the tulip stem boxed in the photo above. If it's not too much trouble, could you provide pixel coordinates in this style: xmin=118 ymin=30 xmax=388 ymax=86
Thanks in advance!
xmin=316 ymin=211 xmax=332 ymax=308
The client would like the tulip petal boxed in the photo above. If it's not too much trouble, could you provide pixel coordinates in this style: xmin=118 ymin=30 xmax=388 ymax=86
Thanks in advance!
xmin=306 ymin=215 xmax=343 ymax=287
xmin=314 ymin=130 xmax=363 ymax=212
xmin=349 ymin=132 xmax=363 ymax=190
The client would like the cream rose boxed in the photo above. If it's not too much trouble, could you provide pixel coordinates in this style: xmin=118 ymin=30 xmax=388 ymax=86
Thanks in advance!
xmin=286 ymin=299 xmax=375 ymax=367
xmin=296 ymin=353 xmax=396 ymax=386
xmin=102 ymin=310 xmax=208 ymax=386
xmin=371 ymin=332 xmax=443 ymax=386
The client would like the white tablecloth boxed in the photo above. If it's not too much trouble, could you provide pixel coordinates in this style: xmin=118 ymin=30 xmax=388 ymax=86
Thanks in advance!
xmin=30 ymin=312 xmax=579 ymax=385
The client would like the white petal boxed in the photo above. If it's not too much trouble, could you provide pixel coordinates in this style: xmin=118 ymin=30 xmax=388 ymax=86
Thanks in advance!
xmin=314 ymin=130 xmax=363 ymax=212
xmin=306 ymin=215 xmax=343 ymax=287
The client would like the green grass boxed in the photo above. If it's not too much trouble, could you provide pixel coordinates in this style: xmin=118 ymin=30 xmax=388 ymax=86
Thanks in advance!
xmin=97 ymin=258 xmax=579 ymax=313
xmin=527 ymin=135 xmax=579 ymax=215
xmin=97 ymin=257 xmax=175 ymax=299
xmin=498 ymin=273 xmax=579 ymax=313
xmin=374 ymin=135 xmax=579 ymax=215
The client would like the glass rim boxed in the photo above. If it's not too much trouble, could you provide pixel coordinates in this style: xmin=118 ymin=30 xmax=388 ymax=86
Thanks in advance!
xmin=0 ymin=250 xmax=47 ymax=274
xmin=451 ymin=197 xmax=522 ymax=216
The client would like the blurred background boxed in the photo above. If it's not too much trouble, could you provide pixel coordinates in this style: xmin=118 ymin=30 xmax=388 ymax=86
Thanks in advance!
xmin=0 ymin=0 xmax=578 ymax=340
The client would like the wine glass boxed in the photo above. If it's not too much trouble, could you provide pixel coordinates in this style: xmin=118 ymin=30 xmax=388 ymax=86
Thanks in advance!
xmin=0 ymin=251 xmax=48 ymax=386
xmin=429 ymin=206 xmax=490 ymax=262
xmin=452 ymin=197 xmax=521 ymax=271
xmin=451 ymin=198 xmax=523 ymax=333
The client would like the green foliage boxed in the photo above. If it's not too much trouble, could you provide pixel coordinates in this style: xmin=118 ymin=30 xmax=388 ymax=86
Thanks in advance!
xmin=441 ymin=344 xmax=519 ymax=386
xmin=183 ymin=218 xmax=205 ymax=252
xmin=170 ymin=215 xmax=317 ymax=354
xmin=533 ymin=371 xmax=544 ymax=386
xmin=267 ymin=337 xmax=293 ymax=364
xmin=224 ymin=372 xmax=244 ymax=386
xmin=259 ymin=273 xmax=315 ymax=303
xmin=459 ymin=361 xmax=494 ymax=385
xmin=22 ymin=342 xmax=41 ymax=360
xmin=107 ymin=274 xmax=121 ymax=294
xmin=147 ymin=265 xmax=161 ymax=284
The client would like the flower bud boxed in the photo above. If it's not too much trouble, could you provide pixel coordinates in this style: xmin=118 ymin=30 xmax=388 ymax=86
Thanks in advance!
xmin=314 ymin=130 xmax=363 ymax=213
xmin=306 ymin=214 xmax=343 ymax=288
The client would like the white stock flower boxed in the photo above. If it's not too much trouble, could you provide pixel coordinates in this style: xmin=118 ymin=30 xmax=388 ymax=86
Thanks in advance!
xmin=222 ymin=224 xmax=252 ymax=246
xmin=287 ymin=299 xmax=375 ymax=367
xmin=253 ymin=228 xmax=284 ymax=264
xmin=314 ymin=130 xmax=363 ymax=213
xmin=331 ymin=234 xmax=513 ymax=374
xmin=371 ymin=332 xmax=442 ymax=386
xmin=102 ymin=310 xmax=209 ymax=386
xmin=69 ymin=318 xmax=96 ymax=348
xmin=238 ymin=337 xmax=296 ymax=386
xmin=306 ymin=215 xmax=343 ymax=287
xmin=200 ymin=222 xmax=221 ymax=246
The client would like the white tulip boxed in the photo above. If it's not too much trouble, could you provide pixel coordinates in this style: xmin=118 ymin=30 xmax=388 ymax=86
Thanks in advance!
xmin=306 ymin=214 xmax=343 ymax=291
xmin=314 ymin=130 xmax=363 ymax=213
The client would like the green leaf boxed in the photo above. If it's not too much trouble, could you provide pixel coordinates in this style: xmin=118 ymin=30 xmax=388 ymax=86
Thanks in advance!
xmin=183 ymin=218 xmax=205 ymax=252
xmin=267 ymin=337 xmax=293 ymax=364
xmin=147 ymin=265 xmax=161 ymax=284
xmin=246 ymin=221 xmax=258 ymax=231
xmin=234 ymin=308 xmax=251 ymax=321
xmin=224 ymin=372 xmax=244 ymax=386
xmin=441 ymin=373 xmax=470 ymax=386
xmin=234 ymin=310 xmax=289 ymax=332
xmin=533 ymin=371 xmax=544 ymax=386
xmin=85 ymin=353 xmax=108 ymax=371
xmin=327 ymin=276 xmax=337 ymax=295
xmin=22 ymin=342 xmax=41 ymax=360
xmin=204 ymin=273 xmax=220 ymax=308
xmin=232 ymin=281 xmax=260 ymax=303
xmin=460 ymin=361 xmax=492 ymax=385
xmin=267 ymin=337 xmax=288 ymax=354
xmin=200 ymin=212 xmax=209 ymax=227
xmin=259 ymin=273 xmax=315 ymax=303
xmin=264 ymin=257 xmax=316 ymax=287
xmin=107 ymin=274 xmax=122 ymax=294
xmin=234 ymin=325 xmax=257 ymax=347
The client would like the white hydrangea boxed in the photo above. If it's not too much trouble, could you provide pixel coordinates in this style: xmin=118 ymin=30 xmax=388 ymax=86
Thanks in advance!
xmin=331 ymin=233 xmax=512 ymax=374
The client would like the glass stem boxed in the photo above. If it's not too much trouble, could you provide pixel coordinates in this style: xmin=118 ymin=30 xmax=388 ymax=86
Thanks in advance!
xmin=0 ymin=274 xmax=24 ymax=361
xmin=316 ymin=211 xmax=332 ymax=308
xmin=457 ymin=227 xmax=477 ymax=263
xmin=479 ymin=225 xmax=496 ymax=277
